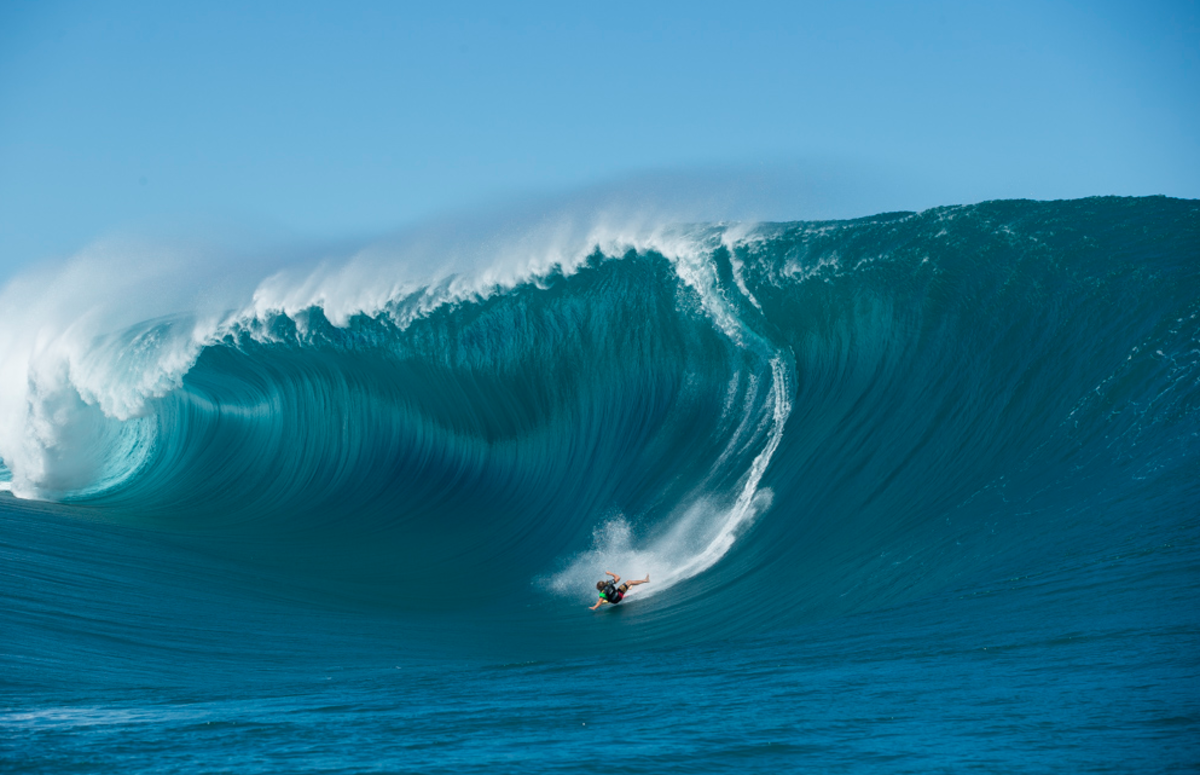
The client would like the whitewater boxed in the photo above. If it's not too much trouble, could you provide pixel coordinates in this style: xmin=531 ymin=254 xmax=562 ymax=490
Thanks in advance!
xmin=2 ymin=196 xmax=1198 ymax=772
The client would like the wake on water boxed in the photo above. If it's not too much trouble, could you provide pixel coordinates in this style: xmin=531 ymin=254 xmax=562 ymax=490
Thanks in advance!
xmin=0 ymin=196 xmax=1197 ymax=637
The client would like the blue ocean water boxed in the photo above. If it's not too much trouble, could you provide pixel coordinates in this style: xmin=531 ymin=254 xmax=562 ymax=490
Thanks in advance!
xmin=1 ymin=197 xmax=1197 ymax=772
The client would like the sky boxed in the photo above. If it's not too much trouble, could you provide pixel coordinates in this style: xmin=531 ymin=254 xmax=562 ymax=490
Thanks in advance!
xmin=0 ymin=0 xmax=1197 ymax=278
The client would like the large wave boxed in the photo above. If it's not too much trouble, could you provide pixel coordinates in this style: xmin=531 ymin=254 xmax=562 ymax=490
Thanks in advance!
xmin=2 ymin=197 xmax=1197 ymax=640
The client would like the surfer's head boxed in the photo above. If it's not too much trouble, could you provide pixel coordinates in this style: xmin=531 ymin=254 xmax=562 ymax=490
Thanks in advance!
xmin=596 ymin=581 xmax=607 ymax=591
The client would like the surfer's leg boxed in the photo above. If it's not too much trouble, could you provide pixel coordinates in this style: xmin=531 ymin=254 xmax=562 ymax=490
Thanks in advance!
xmin=625 ymin=575 xmax=650 ymax=587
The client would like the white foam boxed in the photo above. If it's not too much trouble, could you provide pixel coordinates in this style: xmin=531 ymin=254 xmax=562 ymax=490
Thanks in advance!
xmin=0 ymin=238 xmax=251 ymax=498
xmin=547 ymin=356 xmax=792 ymax=603
xmin=238 ymin=209 xmax=720 ymax=335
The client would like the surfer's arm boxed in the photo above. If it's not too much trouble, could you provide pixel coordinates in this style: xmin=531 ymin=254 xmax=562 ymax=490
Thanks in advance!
xmin=589 ymin=598 xmax=608 ymax=610
xmin=604 ymin=570 xmax=620 ymax=583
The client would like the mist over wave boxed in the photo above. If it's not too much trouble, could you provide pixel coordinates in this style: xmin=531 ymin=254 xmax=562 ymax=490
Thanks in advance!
xmin=1 ymin=196 xmax=1196 ymax=646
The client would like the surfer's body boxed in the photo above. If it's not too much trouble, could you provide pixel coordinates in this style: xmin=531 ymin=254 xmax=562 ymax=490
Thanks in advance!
xmin=590 ymin=571 xmax=650 ymax=610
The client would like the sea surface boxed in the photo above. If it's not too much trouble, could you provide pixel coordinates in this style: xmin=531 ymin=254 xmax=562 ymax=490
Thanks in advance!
xmin=2 ymin=197 xmax=1197 ymax=772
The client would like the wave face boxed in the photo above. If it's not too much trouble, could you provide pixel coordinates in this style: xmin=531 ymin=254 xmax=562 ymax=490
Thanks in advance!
xmin=1 ymin=196 xmax=1197 ymax=647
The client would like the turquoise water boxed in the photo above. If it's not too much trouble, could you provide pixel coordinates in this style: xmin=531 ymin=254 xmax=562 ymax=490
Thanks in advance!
xmin=2 ymin=197 xmax=1198 ymax=771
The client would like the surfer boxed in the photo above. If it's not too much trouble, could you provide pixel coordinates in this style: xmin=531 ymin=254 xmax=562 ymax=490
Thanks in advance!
xmin=589 ymin=570 xmax=649 ymax=610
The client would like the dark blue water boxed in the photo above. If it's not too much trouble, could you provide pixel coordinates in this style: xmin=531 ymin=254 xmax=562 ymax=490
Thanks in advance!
xmin=2 ymin=197 xmax=1198 ymax=771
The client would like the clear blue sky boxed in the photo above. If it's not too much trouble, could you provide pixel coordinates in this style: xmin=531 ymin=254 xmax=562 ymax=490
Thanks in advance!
xmin=1 ymin=0 xmax=1196 ymax=276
